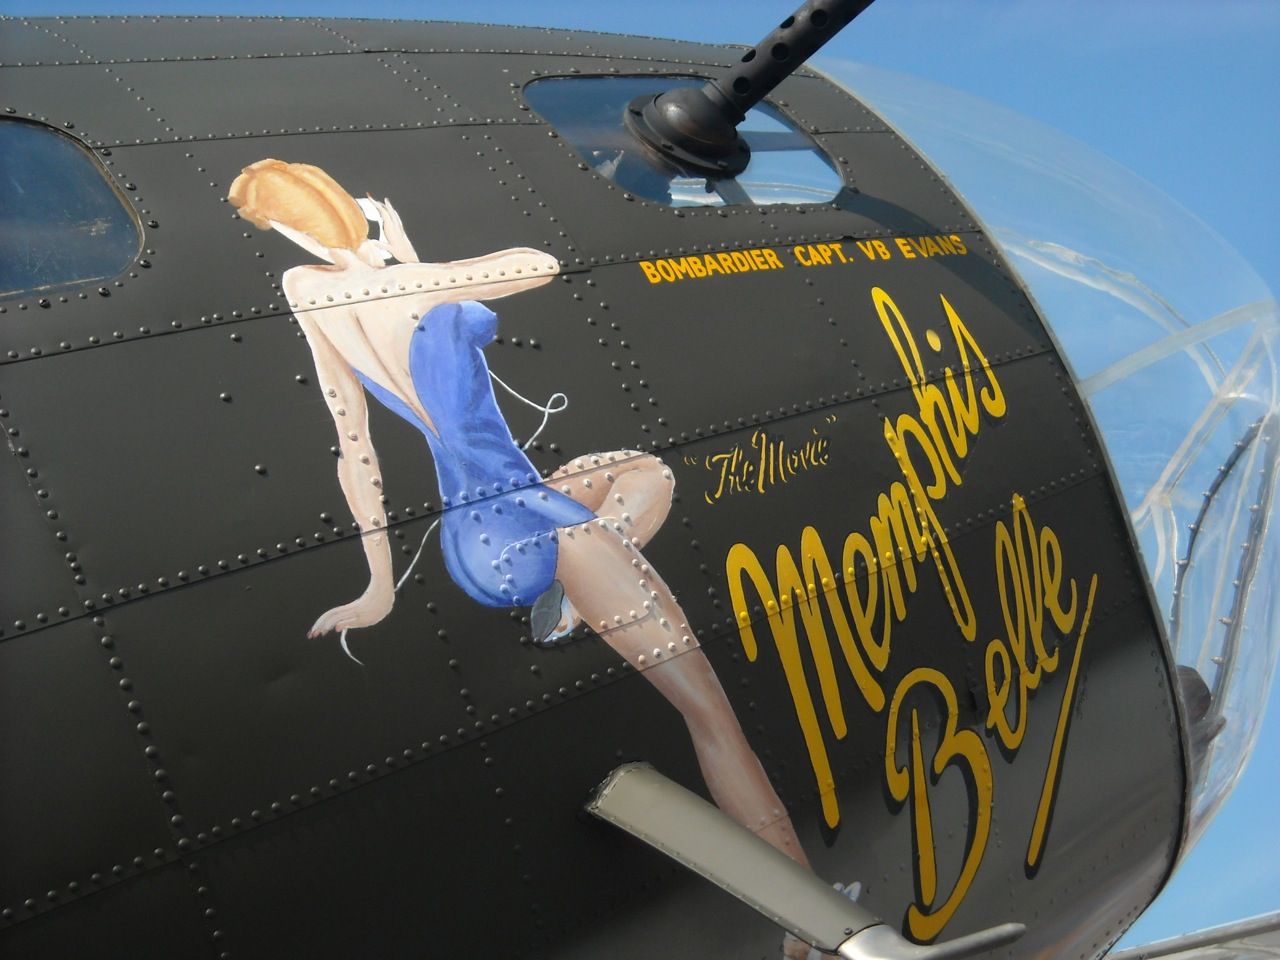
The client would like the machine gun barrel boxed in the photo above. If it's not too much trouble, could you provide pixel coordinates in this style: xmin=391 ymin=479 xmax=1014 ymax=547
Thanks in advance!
xmin=708 ymin=0 xmax=876 ymax=120
xmin=624 ymin=0 xmax=876 ymax=177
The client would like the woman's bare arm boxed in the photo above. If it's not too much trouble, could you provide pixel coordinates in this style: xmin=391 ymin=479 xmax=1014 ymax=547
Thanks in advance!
xmin=291 ymin=299 xmax=397 ymax=637
xmin=388 ymin=248 xmax=561 ymax=304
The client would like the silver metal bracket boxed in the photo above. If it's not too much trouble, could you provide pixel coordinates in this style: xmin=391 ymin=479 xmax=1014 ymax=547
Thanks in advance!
xmin=587 ymin=763 xmax=1025 ymax=959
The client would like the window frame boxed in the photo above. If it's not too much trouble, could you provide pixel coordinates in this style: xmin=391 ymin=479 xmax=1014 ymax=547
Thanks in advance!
xmin=0 ymin=117 xmax=144 ymax=299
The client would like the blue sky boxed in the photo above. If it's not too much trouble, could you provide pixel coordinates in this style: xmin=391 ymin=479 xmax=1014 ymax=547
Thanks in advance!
xmin=6 ymin=0 xmax=1277 ymax=947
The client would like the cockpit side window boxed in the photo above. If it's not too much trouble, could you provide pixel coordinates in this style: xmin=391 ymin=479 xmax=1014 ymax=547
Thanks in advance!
xmin=0 ymin=119 xmax=141 ymax=297
xmin=524 ymin=76 xmax=842 ymax=208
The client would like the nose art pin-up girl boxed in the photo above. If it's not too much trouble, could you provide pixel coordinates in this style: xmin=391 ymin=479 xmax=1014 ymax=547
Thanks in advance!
xmin=230 ymin=159 xmax=822 ymax=959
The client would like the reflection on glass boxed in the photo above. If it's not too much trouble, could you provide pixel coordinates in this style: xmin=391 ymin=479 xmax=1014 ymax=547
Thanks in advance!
xmin=523 ymin=76 xmax=842 ymax=207
xmin=819 ymin=59 xmax=1280 ymax=846
xmin=0 ymin=120 xmax=140 ymax=297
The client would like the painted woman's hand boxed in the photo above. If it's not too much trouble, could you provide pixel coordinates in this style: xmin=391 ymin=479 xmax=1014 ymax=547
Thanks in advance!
xmin=307 ymin=586 xmax=394 ymax=638
xmin=370 ymin=197 xmax=418 ymax=263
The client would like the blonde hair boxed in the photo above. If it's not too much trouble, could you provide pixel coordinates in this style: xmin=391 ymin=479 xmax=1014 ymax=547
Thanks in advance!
xmin=228 ymin=159 xmax=368 ymax=251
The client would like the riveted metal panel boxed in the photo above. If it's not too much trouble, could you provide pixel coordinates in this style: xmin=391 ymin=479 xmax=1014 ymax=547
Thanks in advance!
xmin=815 ymin=129 xmax=978 ymax=225
xmin=577 ymin=250 xmax=865 ymax=443
xmin=192 ymin=660 xmax=710 ymax=960
xmin=409 ymin=666 xmax=716 ymax=952
xmin=193 ymin=732 xmax=544 ymax=959
xmin=95 ymin=533 xmax=476 ymax=832
xmin=324 ymin=18 xmax=739 ymax=67
xmin=0 ymin=441 xmax=80 ymax=633
xmin=383 ymin=548 xmax=626 ymax=740
xmin=536 ymin=865 xmax=794 ymax=960
xmin=544 ymin=32 xmax=739 ymax=67
xmin=95 ymin=520 xmax=634 ymax=836
xmin=0 ymin=861 xmax=210 ymax=959
xmin=769 ymin=74 xmax=890 ymax=133
xmin=103 ymin=54 xmax=463 ymax=146
xmin=0 ymin=18 xmax=89 ymax=65
xmin=0 ymin=64 xmax=161 ymax=148
xmin=794 ymin=231 xmax=1051 ymax=383
xmin=0 ymin=317 xmax=340 ymax=600
xmin=866 ymin=352 xmax=1105 ymax=510
xmin=0 ymin=619 xmax=174 ymax=919
xmin=324 ymin=18 xmax=614 ymax=54
xmin=401 ymin=53 xmax=638 ymax=125
xmin=21 ymin=14 xmax=342 ymax=61
xmin=1011 ymin=595 xmax=1182 ymax=957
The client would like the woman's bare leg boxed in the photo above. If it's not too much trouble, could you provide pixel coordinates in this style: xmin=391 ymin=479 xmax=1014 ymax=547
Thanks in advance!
xmin=551 ymin=463 xmax=822 ymax=957
xmin=555 ymin=518 xmax=809 ymax=865
xmin=535 ymin=450 xmax=676 ymax=637
xmin=549 ymin=450 xmax=673 ymax=548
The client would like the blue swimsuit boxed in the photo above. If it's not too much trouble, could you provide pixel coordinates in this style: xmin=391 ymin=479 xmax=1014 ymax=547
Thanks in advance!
xmin=355 ymin=300 xmax=593 ymax=607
